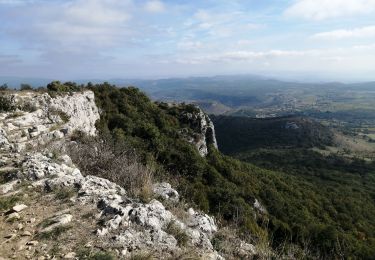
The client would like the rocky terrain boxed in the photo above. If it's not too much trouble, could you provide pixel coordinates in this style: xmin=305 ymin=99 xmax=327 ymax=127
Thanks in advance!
xmin=0 ymin=91 xmax=257 ymax=259
xmin=179 ymin=107 xmax=218 ymax=156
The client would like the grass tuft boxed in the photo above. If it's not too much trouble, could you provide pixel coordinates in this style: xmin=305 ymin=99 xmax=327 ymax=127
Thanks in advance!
xmin=166 ymin=221 xmax=189 ymax=247
xmin=0 ymin=195 xmax=21 ymax=211
xmin=36 ymin=225 xmax=72 ymax=240
xmin=54 ymin=187 xmax=76 ymax=201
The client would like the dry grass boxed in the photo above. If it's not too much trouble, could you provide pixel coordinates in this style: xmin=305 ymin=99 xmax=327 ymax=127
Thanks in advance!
xmin=129 ymin=252 xmax=154 ymax=260
xmin=67 ymin=136 xmax=154 ymax=199
xmin=166 ymin=200 xmax=190 ymax=223
xmin=0 ymin=194 xmax=21 ymax=211
xmin=5 ymin=111 xmax=25 ymax=119
xmin=166 ymin=221 xmax=189 ymax=247
xmin=48 ymin=108 xmax=70 ymax=123
xmin=53 ymin=187 xmax=76 ymax=201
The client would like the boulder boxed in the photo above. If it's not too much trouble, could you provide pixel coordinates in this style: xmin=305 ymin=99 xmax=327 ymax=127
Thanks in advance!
xmin=0 ymin=180 xmax=19 ymax=194
xmin=6 ymin=212 xmax=20 ymax=222
xmin=40 ymin=214 xmax=72 ymax=233
xmin=153 ymin=182 xmax=179 ymax=202
xmin=129 ymin=200 xmax=173 ymax=230
xmin=186 ymin=208 xmax=217 ymax=236
xmin=12 ymin=204 xmax=28 ymax=212
xmin=236 ymin=242 xmax=257 ymax=258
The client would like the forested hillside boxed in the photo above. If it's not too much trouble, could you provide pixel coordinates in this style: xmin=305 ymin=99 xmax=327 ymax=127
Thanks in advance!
xmin=81 ymin=83 xmax=374 ymax=259
xmin=211 ymin=115 xmax=334 ymax=154
xmin=212 ymin=114 xmax=375 ymax=259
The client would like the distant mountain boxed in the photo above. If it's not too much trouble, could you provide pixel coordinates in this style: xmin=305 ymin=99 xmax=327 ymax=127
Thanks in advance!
xmin=0 ymin=76 xmax=53 ymax=88
xmin=2 ymin=76 xmax=375 ymax=113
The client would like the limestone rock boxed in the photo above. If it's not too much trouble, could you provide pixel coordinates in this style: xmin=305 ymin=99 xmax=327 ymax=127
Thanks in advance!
xmin=186 ymin=208 xmax=217 ymax=236
xmin=0 ymin=180 xmax=19 ymax=194
xmin=115 ymin=228 xmax=178 ymax=252
xmin=179 ymin=107 xmax=218 ymax=157
xmin=12 ymin=204 xmax=28 ymax=212
xmin=153 ymin=182 xmax=179 ymax=203
xmin=6 ymin=212 xmax=20 ymax=222
xmin=40 ymin=214 xmax=72 ymax=233
xmin=0 ymin=91 xmax=99 ymax=153
xmin=63 ymin=252 xmax=76 ymax=259
xmin=129 ymin=200 xmax=173 ymax=230
xmin=49 ymin=91 xmax=99 ymax=136
xmin=0 ymin=128 xmax=11 ymax=150
xmin=236 ymin=242 xmax=257 ymax=258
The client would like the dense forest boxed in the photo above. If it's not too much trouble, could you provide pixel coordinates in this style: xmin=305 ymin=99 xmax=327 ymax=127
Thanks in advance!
xmin=212 ymin=114 xmax=375 ymax=259
xmin=19 ymin=81 xmax=375 ymax=259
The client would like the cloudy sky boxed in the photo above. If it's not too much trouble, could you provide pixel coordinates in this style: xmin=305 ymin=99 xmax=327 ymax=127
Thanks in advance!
xmin=1 ymin=0 xmax=375 ymax=81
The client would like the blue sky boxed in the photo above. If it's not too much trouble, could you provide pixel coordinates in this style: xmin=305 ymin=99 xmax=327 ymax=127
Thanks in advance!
xmin=1 ymin=0 xmax=375 ymax=81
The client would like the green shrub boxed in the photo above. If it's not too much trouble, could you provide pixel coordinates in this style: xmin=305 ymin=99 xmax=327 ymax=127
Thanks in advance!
xmin=0 ymin=195 xmax=21 ymax=211
xmin=0 ymin=95 xmax=14 ymax=112
xmin=20 ymin=84 xmax=33 ymax=91
xmin=47 ymin=81 xmax=81 ymax=93
xmin=88 ymin=252 xmax=115 ymax=260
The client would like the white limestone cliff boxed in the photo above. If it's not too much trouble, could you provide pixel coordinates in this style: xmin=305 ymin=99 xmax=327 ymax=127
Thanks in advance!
xmin=180 ymin=107 xmax=218 ymax=157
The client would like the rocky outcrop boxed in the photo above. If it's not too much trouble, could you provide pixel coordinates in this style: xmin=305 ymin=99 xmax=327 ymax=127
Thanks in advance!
xmin=14 ymin=151 xmax=223 ymax=258
xmin=0 ymin=91 xmax=99 ymax=152
xmin=180 ymin=107 xmax=218 ymax=157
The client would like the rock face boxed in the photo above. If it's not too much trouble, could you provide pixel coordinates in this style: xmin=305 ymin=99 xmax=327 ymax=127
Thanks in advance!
xmin=0 ymin=91 xmax=99 ymax=152
xmin=48 ymin=91 xmax=99 ymax=136
xmin=180 ymin=107 xmax=218 ymax=157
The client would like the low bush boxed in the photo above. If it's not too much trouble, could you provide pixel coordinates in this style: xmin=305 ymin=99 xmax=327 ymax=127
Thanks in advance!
xmin=0 ymin=95 xmax=14 ymax=112
xmin=47 ymin=81 xmax=82 ymax=93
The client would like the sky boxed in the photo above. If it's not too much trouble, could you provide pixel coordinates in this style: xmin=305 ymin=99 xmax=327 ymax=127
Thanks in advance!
xmin=1 ymin=0 xmax=375 ymax=81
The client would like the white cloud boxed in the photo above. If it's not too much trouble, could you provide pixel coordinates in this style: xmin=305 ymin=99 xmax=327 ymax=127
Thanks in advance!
xmin=177 ymin=40 xmax=203 ymax=50
xmin=6 ymin=0 xmax=134 ymax=50
xmin=144 ymin=0 xmax=165 ymax=13
xmin=171 ymin=45 xmax=375 ymax=67
xmin=312 ymin=25 xmax=375 ymax=40
xmin=175 ymin=49 xmax=316 ymax=64
xmin=184 ymin=9 xmax=263 ymax=40
xmin=285 ymin=0 xmax=375 ymax=20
